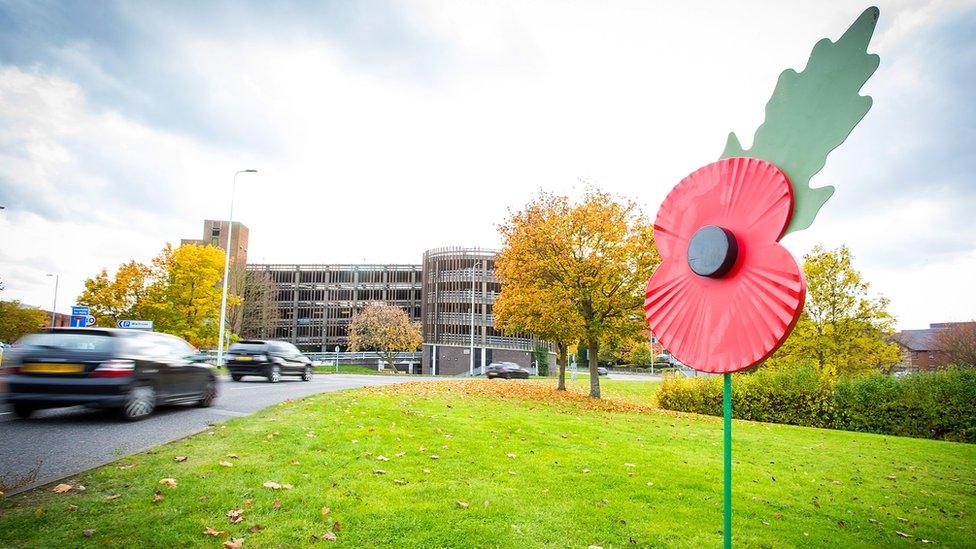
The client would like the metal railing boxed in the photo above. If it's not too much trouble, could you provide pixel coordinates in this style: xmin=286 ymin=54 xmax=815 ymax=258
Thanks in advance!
xmin=432 ymin=333 xmax=542 ymax=351
xmin=305 ymin=351 xmax=422 ymax=362
xmin=435 ymin=290 xmax=497 ymax=303
xmin=437 ymin=312 xmax=494 ymax=325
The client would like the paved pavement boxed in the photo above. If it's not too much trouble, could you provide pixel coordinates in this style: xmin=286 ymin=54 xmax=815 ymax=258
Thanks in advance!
xmin=0 ymin=374 xmax=429 ymax=495
xmin=606 ymin=372 xmax=662 ymax=381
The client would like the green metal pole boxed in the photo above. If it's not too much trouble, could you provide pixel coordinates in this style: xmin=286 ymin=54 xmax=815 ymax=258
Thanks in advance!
xmin=723 ymin=372 xmax=732 ymax=549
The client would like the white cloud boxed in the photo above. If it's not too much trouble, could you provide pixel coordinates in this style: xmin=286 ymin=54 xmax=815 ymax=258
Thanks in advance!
xmin=1 ymin=0 xmax=974 ymax=331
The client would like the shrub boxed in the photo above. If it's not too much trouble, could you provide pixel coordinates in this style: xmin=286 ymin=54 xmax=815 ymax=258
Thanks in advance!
xmin=834 ymin=369 xmax=976 ymax=442
xmin=655 ymin=366 xmax=976 ymax=443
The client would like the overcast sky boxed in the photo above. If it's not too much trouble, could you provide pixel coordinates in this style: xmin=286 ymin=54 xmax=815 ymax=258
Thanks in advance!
xmin=0 ymin=0 xmax=973 ymax=330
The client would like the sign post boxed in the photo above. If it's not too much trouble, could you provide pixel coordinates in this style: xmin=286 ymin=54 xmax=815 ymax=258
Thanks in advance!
xmin=335 ymin=345 xmax=340 ymax=373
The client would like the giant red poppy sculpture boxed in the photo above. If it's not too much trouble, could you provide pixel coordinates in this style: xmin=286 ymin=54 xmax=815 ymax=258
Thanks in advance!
xmin=643 ymin=7 xmax=881 ymax=548
xmin=645 ymin=157 xmax=805 ymax=374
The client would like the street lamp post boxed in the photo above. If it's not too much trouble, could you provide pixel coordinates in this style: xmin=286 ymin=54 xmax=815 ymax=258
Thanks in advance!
xmin=469 ymin=260 xmax=483 ymax=376
xmin=46 ymin=273 xmax=59 ymax=327
xmin=216 ymin=169 xmax=257 ymax=368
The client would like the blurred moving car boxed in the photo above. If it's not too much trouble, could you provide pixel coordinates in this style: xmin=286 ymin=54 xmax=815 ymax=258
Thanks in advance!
xmin=597 ymin=366 xmax=609 ymax=376
xmin=226 ymin=340 xmax=312 ymax=383
xmin=485 ymin=362 xmax=530 ymax=379
xmin=2 ymin=328 xmax=218 ymax=420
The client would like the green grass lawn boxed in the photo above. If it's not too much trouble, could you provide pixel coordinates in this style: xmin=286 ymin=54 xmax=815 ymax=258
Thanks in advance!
xmin=1 ymin=381 xmax=973 ymax=548
xmin=313 ymin=364 xmax=394 ymax=375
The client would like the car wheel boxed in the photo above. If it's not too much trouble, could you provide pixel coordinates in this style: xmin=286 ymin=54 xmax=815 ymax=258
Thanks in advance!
xmin=302 ymin=366 xmax=312 ymax=382
xmin=268 ymin=365 xmax=281 ymax=383
xmin=120 ymin=383 xmax=156 ymax=421
xmin=196 ymin=378 xmax=217 ymax=407
xmin=231 ymin=374 xmax=242 ymax=382
xmin=12 ymin=403 xmax=35 ymax=420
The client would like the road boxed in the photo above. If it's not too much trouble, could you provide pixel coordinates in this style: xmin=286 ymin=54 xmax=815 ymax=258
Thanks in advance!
xmin=0 ymin=374 xmax=429 ymax=495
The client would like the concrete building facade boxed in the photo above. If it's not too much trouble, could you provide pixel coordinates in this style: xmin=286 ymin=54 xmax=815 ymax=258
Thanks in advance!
xmin=181 ymin=219 xmax=249 ymax=264
xmin=249 ymin=247 xmax=552 ymax=374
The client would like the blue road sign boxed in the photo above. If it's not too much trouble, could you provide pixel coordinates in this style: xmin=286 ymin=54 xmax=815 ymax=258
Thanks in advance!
xmin=72 ymin=305 xmax=90 ymax=316
xmin=69 ymin=314 xmax=96 ymax=327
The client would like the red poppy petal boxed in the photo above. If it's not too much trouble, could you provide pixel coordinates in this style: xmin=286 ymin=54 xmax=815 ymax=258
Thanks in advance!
xmin=644 ymin=242 xmax=805 ymax=374
xmin=654 ymin=157 xmax=793 ymax=259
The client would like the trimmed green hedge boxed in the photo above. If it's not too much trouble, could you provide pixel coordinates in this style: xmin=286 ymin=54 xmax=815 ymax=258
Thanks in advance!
xmin=656 ymin=366 xmax=976 ymax=443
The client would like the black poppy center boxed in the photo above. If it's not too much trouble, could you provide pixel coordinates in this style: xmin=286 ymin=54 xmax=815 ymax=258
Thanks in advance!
xmin=687 ymin=225 xmax=738 ymax=278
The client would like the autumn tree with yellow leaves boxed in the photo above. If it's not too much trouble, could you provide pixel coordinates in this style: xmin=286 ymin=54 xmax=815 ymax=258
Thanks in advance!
xmin=78 ymin=243 xmax=238 ymax=348
xmin=78 ymin=261 xmax=152 ymax=327
xmin=494 ymin=284 xmax=582 ymax=390
xmin=495 ymin=189 xmax=659 ymax=398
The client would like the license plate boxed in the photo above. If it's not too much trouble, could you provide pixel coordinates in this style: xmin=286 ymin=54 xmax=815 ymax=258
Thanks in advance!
xmin=236 ymin=356 xmax=251 ymax=361
xmin=22 ymin=363 xmax=84 ymax=374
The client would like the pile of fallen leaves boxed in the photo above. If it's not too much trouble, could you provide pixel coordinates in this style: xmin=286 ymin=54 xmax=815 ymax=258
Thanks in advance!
xmin=370 ymin=380 xmax=669 ymax=416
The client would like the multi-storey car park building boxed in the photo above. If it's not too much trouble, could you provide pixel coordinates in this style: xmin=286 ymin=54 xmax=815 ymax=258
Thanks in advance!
xmin=421 ymin=247 xmax=547 ymax=375
xmin=248 ymin=247 xmax=553 ymax=375
xmin=245 ymin=263 xmax=423 ymax=351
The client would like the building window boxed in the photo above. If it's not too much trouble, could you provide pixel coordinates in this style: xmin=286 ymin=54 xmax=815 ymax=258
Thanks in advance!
xmin=928 ymin=352 xmax=935 ymax=360
xmin=212 ymin=227 xmax=221 ymax=237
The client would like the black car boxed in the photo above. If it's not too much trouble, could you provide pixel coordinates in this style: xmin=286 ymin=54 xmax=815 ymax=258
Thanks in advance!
xmin=2 ymin=328 xmax=218 ymax=421
xmin=485 ymin=362 xmax=530 ymax=379
xmin=226 ymin=340 xmax=312 ymax=383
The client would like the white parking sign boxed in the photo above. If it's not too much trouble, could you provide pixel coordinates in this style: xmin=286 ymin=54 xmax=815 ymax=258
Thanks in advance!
xmin=117 ymin=319 xmax=153 ymax=330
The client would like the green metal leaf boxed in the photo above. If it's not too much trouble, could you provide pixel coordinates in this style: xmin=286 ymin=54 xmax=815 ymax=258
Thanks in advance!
xmin=721 ymin=6 xmax=880 ymax=236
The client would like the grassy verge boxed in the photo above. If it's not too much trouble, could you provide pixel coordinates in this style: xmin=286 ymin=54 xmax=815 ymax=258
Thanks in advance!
xmin=1 ymin=381 xmax=973 ymax=547
xmin=528 ymin=377 xmax=662 ymax=406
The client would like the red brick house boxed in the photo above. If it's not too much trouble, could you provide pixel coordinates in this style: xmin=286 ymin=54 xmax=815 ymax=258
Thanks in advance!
xmin=892 ymin=322 xmax=975 ymax=371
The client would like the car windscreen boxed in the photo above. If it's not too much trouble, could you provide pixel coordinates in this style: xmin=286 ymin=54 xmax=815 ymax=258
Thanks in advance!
xmin=18 ymin=332 xmax=115 ymax=353
xmin=228 ymin=342 xmax=268 ymax=352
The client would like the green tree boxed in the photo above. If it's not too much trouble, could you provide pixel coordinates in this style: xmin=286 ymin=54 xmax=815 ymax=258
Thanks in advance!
xmin=496 ymin=189 xmax=659 ymax=398
xmin=767 ymin=245 xmax=899 ymax=376
xmin=531 ymin=346 xmax=550 ymax=376
xmin=348 ymin=303 xmax=422 ymax=374
xmin=0 ymin=300 xmax=48 ymax=343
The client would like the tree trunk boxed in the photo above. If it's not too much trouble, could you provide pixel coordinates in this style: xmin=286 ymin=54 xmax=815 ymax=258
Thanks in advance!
xmin=588 ymin=336 xmax=600 ymax=398
xmin=556 ymin=342 xmax=567 ymax=391
xmin=384 ymin=352 xmax=400 ymax=374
